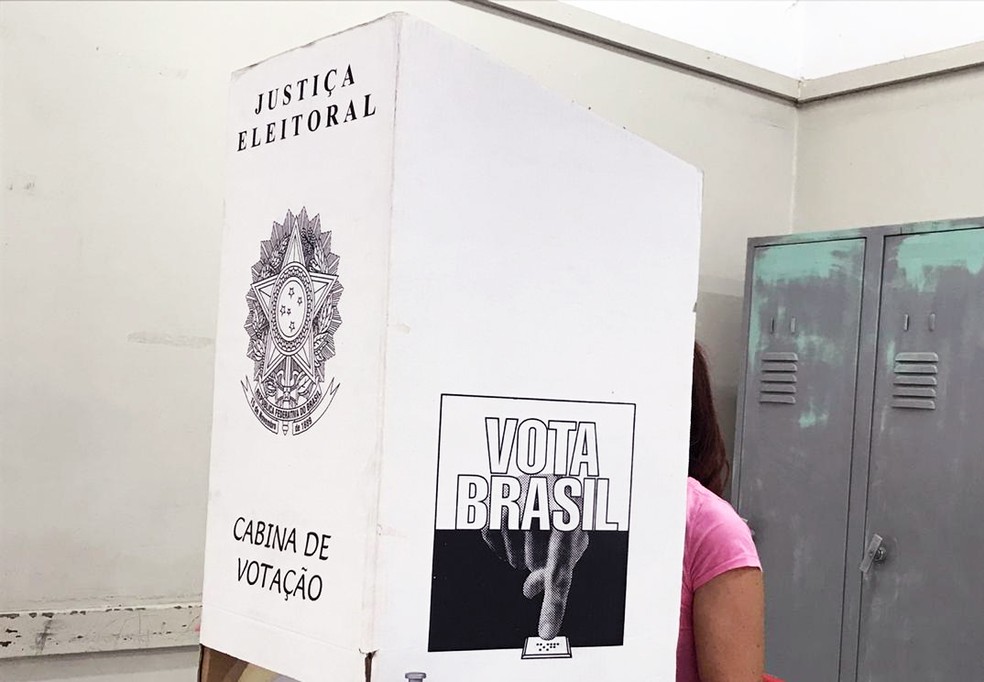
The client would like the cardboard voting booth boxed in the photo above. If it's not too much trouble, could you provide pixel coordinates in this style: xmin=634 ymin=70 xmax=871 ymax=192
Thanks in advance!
xmin=201 ymin=13 xmax=702 ymax=682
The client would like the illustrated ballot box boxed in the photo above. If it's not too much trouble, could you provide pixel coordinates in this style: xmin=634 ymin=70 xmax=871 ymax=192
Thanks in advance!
xmin=201 ymin=13 xmax=701 ymax=682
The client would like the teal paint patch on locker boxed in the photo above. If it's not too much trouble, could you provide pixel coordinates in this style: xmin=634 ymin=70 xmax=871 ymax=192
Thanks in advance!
xmin=747 ymin=239 xmax=865 ymax=364
xmin=753 ymin=239 xmax=865 ymax=283
xmin=892 ymin=228 xmax=984 ymax=292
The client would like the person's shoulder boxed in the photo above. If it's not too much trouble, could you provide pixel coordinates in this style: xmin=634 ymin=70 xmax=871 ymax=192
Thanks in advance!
xmin=685 ymin=477 xmax=760 ymax=591
xmin=686 ymin=477 xmax=750 ymax=540
xmin=687 ymin=477 xmax=741 ymax=524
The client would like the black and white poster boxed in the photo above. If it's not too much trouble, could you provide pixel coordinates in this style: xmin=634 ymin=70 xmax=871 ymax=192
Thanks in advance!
xmin=429 ymin=395 xmax=635 ymax=656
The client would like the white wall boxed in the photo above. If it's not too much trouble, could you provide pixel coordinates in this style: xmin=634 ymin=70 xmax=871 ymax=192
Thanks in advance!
xmin=1 ymin=1 xmax=796 ymax=680
xmin=794 ymin=67 xmax=984 ymax=231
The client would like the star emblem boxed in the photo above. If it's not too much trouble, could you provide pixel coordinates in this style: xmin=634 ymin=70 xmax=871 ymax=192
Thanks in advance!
xmin=243 ymin=207 xmax=343 ymax=435
xmin=250 ymin=221 xmax=337 ymax=383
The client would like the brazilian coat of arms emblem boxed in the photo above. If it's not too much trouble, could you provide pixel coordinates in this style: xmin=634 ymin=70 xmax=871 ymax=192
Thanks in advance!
xmin=242 ymin=208 xmax=343 ymax=435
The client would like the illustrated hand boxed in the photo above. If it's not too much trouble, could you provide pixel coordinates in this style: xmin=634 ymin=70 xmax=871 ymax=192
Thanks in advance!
xmin=481 ymin=479 xmax=589 ymax=640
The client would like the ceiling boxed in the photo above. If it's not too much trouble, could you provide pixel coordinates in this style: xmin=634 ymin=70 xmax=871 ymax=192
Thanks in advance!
xmin=562 ymin=0 xmax=984 ymax=79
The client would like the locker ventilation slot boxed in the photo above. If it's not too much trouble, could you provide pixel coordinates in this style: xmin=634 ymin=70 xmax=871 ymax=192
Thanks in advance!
xmin=892 ymin=351 xmax=939 ymax=410
xmin=759 ymin=352 xmax=798 ymax=405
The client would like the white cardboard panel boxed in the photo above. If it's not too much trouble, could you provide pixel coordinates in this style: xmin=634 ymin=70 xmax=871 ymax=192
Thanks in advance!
xmin=201 ymin=16 xmax=400 ymax=681
xmin=372 ymin=18 xmax=699 ymax=681
xmin=202 ymin=13 xmax=701 ymax=682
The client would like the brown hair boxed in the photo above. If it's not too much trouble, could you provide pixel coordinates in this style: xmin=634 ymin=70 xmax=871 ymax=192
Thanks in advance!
xmin=690 ymin=342 xmax=729 ymax=497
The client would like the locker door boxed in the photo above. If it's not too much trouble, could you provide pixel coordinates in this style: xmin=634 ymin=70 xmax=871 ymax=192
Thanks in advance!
xmin=736 ymin=239 xmax=865 ymax=682
xmin=859 ymin=227 xmax=984 ymax=681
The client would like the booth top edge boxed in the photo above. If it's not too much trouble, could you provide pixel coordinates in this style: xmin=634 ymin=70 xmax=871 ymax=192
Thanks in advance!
xmin=231 ymin=12 xmax=410 ymax=79
xmin=223 ymin=10 xmax=701 ymax=178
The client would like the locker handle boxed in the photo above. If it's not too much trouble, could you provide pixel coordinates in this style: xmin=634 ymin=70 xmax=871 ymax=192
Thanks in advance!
xmin=859 ymin=534 xmax=887 ymax=575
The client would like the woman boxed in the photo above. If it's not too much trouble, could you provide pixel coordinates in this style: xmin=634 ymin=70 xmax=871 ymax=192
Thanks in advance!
xmin=678 ymin=343 xmax=765 ymax=682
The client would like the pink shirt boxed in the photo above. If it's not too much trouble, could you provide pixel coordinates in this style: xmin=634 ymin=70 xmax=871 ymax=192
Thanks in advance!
xmin=677 ymin=477 xmax=761 ymax=682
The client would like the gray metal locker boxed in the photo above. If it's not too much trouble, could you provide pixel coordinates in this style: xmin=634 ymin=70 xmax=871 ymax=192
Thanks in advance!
xmin=732 ymin=221 xmax=984 ymax=682
xmin=734 ymin=239 xmax=866 ymax=682
xmin=857 ymin=227 xmax=984 ymax=681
